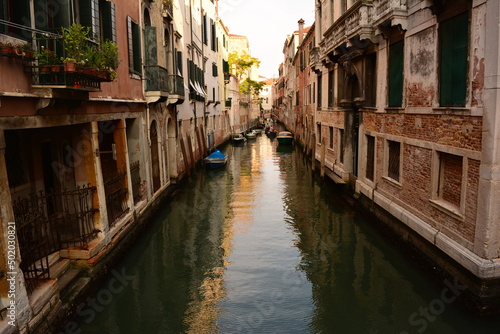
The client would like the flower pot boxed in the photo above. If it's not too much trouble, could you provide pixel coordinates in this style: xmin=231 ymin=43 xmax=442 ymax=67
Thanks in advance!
xmin=0 ymin=45 xmax=10 ymax=54
xmin=51 ymin=65 xmax=61 ymax=72
xmin=40 ymin=66 xmax=51 ymax=72
xmin=64 ymin=61 xmax=76 ymax=72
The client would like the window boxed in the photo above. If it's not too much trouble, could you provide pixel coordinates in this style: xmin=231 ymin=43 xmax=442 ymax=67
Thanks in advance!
xmin=212 ymin=63 xmax=218 ymax=77
xmin=176 ymin=50 xmax=183 ymax=76
xmin=439 ymin=12 xmax=468 ymax=107
xmin=329 ymin=127 xmax=334 ymax=149
xmin=127 ymin=16 xmax=142 ymax=75
xmin=313 ymin=82 xmax=315 ymax=104
xmin=387 ymin=140 xmax=401 ymax=182
xmin=366 ymin=135 xmax=375 ymax=181
xmin=80 ymin=0 xmax=100 ymax=40
xmin=339 ymin=129 xmax=344 ymax=163
xmin=211 ymin=19 xmax=216 ymax=51
xmin=388 ymin=40 xmax=404 ymax=107
xmin=0 ymin=0 xmax=31 ymax=39
xmin=296 ymin=91 xmax=299 ymax=106
xmin=328 ymin=69 xmax=334 ymax=108
xmin=437 ymin=152 xmax=463 ymax=207
xmin=202 ymin=15 xmax=208 ymax=45
xmin=101 ymin=1 xmax=117 ymax=43
xmin=317 ymin=123 xmax=322 ymax=143
xmin=317 ymin=74 xmax=322 ymax=109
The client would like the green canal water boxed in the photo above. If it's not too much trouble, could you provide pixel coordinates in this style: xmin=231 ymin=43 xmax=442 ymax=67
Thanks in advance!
xmin=71 ymin=135 xmax=500 ymax=333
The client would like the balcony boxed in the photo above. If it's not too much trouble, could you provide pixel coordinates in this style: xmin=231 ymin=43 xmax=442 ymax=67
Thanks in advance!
xmin=321 ymin=0 xmax=375 ymax=55
xmin=145 ymin=65 xmax=185 ymax=104
xmin=372 ymin=0 xmax=408 ymax=31
xmin=30 ymin=65 xmax=110 ymax=93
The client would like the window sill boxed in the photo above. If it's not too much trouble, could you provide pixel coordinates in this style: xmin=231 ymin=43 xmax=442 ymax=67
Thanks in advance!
xmin=382 ymin=176 xmax=402 ymax=189
xmin=130 ymin=73 xmax=142 ymax=80
xmin=385 ymin=107 xmax=405 ymax=113
xmin=429 ymin=199 xmax=464 ymax=221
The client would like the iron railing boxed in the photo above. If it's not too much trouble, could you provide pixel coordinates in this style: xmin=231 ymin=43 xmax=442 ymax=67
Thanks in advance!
xmin=103 ymin=170 xmax=129 ymax=228
xmin=30 ymin=66 xmax=106 ymax=90
xmin=12 ymin=185 xmax=98 ymax=293
xmin=145 ymin=65 xmax=185 ymax=96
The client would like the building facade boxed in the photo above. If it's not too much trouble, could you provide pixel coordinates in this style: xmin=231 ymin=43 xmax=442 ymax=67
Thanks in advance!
xmin=278 ymin=0 xmax=500 ymax=313
xmin=0 ymin=0 xmax=259 ymax=331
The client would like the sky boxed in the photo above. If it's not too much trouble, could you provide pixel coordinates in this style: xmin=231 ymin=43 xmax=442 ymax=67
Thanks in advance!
xmin=218 ymin=0 xmax=315 ymax=79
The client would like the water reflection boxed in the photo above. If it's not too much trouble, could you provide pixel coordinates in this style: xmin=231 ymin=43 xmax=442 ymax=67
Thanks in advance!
xmin=74 ymin=135 xmax=500 ymax=334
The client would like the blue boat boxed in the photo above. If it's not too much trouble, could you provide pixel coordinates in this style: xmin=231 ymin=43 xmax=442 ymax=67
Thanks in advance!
xmin=204 ymin=149 xmax=228 ymax=168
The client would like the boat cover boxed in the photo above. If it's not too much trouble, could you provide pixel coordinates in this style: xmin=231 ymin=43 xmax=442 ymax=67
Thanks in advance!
xmin=207 ymin=150 xmax=227 ymax=159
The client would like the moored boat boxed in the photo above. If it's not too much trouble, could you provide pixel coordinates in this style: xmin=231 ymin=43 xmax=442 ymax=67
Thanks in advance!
xmin=204 ymin=149 xmax=228 ymax=168
xmin=276 ymin=131 xmax=293 ymax=145
xmin=232 ymin=133 xmax=247 ymax=144
xmin=246 ymin=130 xmax=257 ymax=139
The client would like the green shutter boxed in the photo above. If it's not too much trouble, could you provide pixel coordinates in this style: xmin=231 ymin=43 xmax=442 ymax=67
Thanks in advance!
xmin=132 ymin=20 xmax=142 ymax=75
xmin=101 ymin=1 xmax=116 ymax=43
xmin=177 ymin=51 xmax=183 ymax=76
xmin=440 ymin=12 xmax=468 ymax=107
xmin=127 ymin=16 xmax=133 ymax=73
xmin=388 ymin=40 xmax=404 ymax=107
xmin=144 ymin=26 xmax=157 ymax=66
xmin=203 ymin=15 xmax=207 ymax=45
xmin=79 ymin=0 xmax=99 ymax=40
xmin=223 ymin=60 xmax=229 ymax=73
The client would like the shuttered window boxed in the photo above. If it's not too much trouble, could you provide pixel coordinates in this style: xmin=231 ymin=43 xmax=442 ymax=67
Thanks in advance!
xmin=388 ymin=40 xmax=404 ymax=107
xmin=439 ymin=12 xmax=468 ymax=107
xmin=211 ymin=19 xmax=216 ymax=51
xmin=202 ymin=15 xmax=208 ymax=45
xmin=127 ymin=16 xmax=142 ymax=75
xmin=144 ymin=26 xmax=157 ymax=66
xmin=176 ymin=50 xmax=183 ymax=76
xmin=223 ymin=60 xmax=229 ymax=73
xmin=212 ymin=63 xmax=218 ymax=77
xmin=80 ymin=0 xmax=100 ymax=41
xmin=101 ymin=1 xmax=116 ymax=43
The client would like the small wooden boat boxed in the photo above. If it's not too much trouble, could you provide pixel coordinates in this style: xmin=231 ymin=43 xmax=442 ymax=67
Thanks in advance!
xmin=246 ymin=130 xmax=257 ymax=139
xmin=276 ymin=131 xmax=293 ymax=145
xmin=252 ymin=128 xmax=263 ymax=135
xmin=232 ymin=133 xmax=247 ymax=144
xmin=204 ymin=149 xmax=228 ymax=168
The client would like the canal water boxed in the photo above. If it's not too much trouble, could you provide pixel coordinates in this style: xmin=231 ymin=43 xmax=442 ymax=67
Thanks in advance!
xmin=72 ymin=134 xmax=500 ymax=334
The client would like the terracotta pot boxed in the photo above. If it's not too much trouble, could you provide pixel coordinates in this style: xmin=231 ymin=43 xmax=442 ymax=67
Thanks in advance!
xmin=40 ymin=66 xmax=50 ymax=72
xmin=0 ymin=45 xmax=10 ymax=54
xmin=51 ymin=65 xmax=61 ymax=72
xmin=64 ymin=61 xmax=76 ymax=72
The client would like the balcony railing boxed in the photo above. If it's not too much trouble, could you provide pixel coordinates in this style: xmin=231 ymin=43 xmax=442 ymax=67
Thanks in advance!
xmin=372 ymin=0 xmax=408 ymax=30
xmin=104 ymin=169 xmax=129 ymax=228
xmin=145 ymin=65 xmax=185 ymax=96
xmin=30 ymin=65 xmax=110 ymax=91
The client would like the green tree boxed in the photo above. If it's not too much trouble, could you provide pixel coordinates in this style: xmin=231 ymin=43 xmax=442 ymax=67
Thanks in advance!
xmin=228 ymin=51 xmax=261 ymax=81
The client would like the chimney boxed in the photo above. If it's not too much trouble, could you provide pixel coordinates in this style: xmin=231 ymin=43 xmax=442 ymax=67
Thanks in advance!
xmin=298 ymin=18 xmax=305 ymax=44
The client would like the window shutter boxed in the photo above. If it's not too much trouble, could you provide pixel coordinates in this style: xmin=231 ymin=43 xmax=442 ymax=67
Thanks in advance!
xmin=127 ymin=16 xmax=133 ymax=74
xmin=176 ymin=51 xmax=183 ymax=76
xmin=388 ymin=40 xmax=404 ymax=107
xmin=440 ymin=12 xmax=468 ymax=107
xmin=132 ymin=20 xmax=142 ymax=75
xmin=203 ymin=15 xmax=208 ymax=45
xmin=212 ymin=63 xmax=218 ymax=77
xmin=80 ymin=0 xmax=100 ymax=40
xmin=211 ymin=20 xmax=216 ymax=51
xmin=144 ymin=26 xmax=157 ymax=66
xmin=223 ymin=60 xmax=229 ymax=73
xmin=101 ymin=1 xmax=117 ymax=43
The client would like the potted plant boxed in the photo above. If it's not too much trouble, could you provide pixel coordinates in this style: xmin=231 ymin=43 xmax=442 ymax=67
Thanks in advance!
xmin=96 ymin=40 xmax=120 ymax=81
xmin=61 ymin=24 xmax=91 ymax=65
xmin=35 ymin=46 xmax=58 ymax=71
xmin=20 ymin=42 xmax=35 ymax=58
xmin=0 ymin=42 xmax=12 ymax=54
